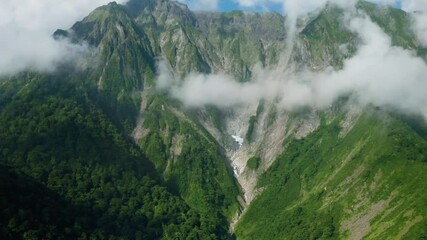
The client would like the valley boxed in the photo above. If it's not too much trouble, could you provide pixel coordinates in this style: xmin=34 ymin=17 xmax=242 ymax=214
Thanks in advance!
xmin=1 ymin=0 xmax=427 ymax=239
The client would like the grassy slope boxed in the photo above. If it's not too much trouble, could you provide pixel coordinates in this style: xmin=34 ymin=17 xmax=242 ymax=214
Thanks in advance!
xmin=235 ymin=110 xmax=427 ymax=239
xmin=139 ymin=95 xmax=240 ymax=224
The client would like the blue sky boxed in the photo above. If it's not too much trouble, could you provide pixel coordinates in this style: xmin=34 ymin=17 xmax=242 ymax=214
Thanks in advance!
xmin=180 ymin=0 xmax=406 ymax=13
xmin=218 ymin=1 xmax=283 ymax=13
xmin=178 ymin=0 xmax=285 ymax=13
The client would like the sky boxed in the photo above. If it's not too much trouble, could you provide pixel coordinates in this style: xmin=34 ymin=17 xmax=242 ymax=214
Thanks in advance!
xmin=192 ymin=0 xmax=283 ymax=12
xmin=179 ymin=0 xmax=404 ymax=12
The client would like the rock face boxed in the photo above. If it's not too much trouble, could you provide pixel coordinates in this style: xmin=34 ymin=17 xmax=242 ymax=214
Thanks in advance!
xmin=4 ymin=0 xmax=427 ymax=239
xmin=68 ymin=1 xmax=426 ymax=237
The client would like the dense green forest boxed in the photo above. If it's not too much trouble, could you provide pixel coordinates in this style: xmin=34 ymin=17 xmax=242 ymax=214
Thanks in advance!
xmin=1 ymin=0 xmax=427 ymax=239
xmin=0 ymin=75 xmax=229 ymax=239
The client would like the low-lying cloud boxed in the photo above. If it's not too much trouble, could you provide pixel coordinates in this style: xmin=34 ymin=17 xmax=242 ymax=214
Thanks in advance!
xmin=403 ymin=0 xmax=427 ymax=47
xmin=157 ymin=10 xmax=427 ymax=117
xmin=0 ymin=0 xmax=128 ymax=76
xmin=289 ymin=15 xmax=427 ymax=113
xmin=412 ymin=13 xmax=427 ymax=46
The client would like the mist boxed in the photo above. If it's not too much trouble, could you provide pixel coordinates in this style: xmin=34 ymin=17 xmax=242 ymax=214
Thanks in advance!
xmin=156 ymin=7 xmax=427 ymax=117
xmin=403 ymin=1 xmax=427 ymax=47
xmin=0 ymin=0 xmax=128 ymax=76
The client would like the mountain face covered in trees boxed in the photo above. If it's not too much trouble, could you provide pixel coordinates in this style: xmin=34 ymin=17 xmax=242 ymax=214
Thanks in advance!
xmin=1 ymin=0 xmax=427 ymax=239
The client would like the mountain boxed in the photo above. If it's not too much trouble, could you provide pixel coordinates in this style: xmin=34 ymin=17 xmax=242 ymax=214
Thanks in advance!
xmin=1 ymin=0 xmax=427 ymax=239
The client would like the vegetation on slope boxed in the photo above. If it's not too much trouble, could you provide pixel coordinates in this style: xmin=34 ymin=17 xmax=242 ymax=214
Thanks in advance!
xmin=1 ymin=0 xmax=427 ymax=239
xmin=235 ymin=109 xmax=427 ymax=239
xmin=138 ymin=94 xmax=240 ymax=230
xmin=0 ymin=75 xmax=228 ymax=239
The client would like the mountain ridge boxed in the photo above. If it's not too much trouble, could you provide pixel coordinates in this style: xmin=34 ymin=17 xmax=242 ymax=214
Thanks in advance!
xmin=1 ymin=0 xmax=427 ymax=239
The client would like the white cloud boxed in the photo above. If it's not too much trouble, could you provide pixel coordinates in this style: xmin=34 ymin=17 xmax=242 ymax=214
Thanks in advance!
xmin=292 ymin=15 xmax=427 ymax=113
xmin=0 ymin=0 xmax=128 ymax=76
xmin=399 ymin=0 xmax=427 ymax=47
xmin=177 ymin=0 xmax=219 ymax=11
xmin=157 ymin=12 xmax=427 ymax=117
xmin=166 ymin=0 xmax=427 ymax=117
xmin=411 ymin=13 xmax=427 ymax=47
xmin=156 ymin=61 xmax=265 ymax=107
xmin=401 ymin=0 xmax=427 ymax=12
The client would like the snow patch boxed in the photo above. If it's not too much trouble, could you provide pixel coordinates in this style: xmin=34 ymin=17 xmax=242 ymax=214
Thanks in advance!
xmin=232 ymin=135 xmax=244 ymax=146
xmin=232 ymin=164 xmax=240 ymax=177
